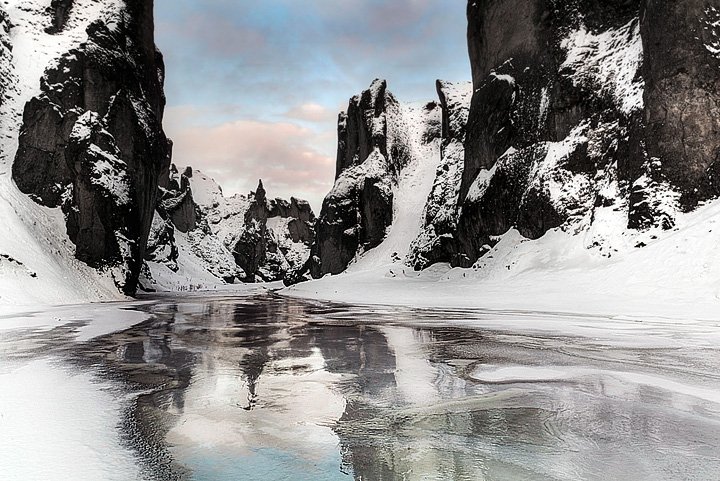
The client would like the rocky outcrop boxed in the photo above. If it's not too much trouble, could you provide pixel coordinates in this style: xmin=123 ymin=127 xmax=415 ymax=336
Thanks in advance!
xmin=46 ymin=0 xmax=74 ymax=34
xmin=453 ymin=0 xmax=645 ymax=266
xmin=310 ymin=79 xmax=412 ymax=278
xmin=145 ymin=214 xmax=178 ymax=271
xmin=12 ymin=0 xmax=172 ymax=294
xmin=145 ymin=171 xmax=316 ymax=286
xmin=0 ymin=9 xmax=12 ymax=108
xmin=446 ymin=0 xmax=720 ymax=267
xmin=231 ymin=180 xmax=269 ymax=281
xmin=309 ymin=0 xmax=720 ymax=277
xmin=230 ymin=180 xmax=317 ymax=282
xmin=408 ymin=80 xmax=472 ymax=269
xmin=159 ymin=166 xmax=197 ymax=234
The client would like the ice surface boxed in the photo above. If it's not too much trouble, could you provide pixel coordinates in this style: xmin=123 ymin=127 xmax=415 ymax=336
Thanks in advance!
xmin=0 ymin=359 xmax=145 ymax=481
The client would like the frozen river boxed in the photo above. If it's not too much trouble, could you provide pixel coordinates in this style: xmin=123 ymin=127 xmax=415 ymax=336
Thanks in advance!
xmin=1 ymin=293 xmax=720 ymax=480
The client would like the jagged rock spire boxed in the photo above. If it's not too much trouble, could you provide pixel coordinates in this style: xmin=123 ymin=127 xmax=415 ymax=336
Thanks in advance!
xmin=255 ymin=179 xmax=266 ymax=203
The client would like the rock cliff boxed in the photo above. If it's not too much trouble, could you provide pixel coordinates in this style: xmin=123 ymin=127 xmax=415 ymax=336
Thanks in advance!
xmin=451 ymin=0 xmax=720 ymax=267
xmin=309 ymin=79 xmax=440 ymax=278
xmin=11 ymin=0 xmax=171 ymax=294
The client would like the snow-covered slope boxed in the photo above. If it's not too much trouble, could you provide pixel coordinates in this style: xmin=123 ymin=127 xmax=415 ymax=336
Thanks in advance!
xmin=285 ymin=199 xmax=720 ymax=320
xmin=347 ymin=101 xmax=441 ymax=271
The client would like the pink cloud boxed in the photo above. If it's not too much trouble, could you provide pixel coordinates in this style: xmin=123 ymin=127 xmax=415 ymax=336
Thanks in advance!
xmin=284 ymin=103 xmax=336 ymax=123
xmin=164 ymin=109 xmax=336 ymax=211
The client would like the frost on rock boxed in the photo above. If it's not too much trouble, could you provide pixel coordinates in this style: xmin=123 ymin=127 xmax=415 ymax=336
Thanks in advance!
xmin=704 ymin=6 xmax=720 ymax=59
xmin=145 ymin=212 xmax=178 ymax=271
xmin=187 ymin=229 xmax=242 ymax=283
xmin=0 ymin=8 xmax=13 ymax=109
xmin=560 ymin=19 xmax=644 ymax=114
xmin=409 ymin=80 xmax=472 ymax=269
xmin=311 ymin=79 xmax=421 ymax=278
xmin=455 ymin=114 xmax=635 ymax=267
xmin=146 ymin=170 xmax=315 ymax=287
xmin=628 ymin=158 xmax=681 ymax=231
xmin=9 ymin=0 xmax=171 ymax=295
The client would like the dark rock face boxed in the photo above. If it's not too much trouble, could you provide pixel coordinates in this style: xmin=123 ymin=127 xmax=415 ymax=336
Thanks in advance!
xmin=0 ymin=8 xmax=11 ymax=108
xmin=46 ymin=0 xmax=74 ymax=34
xmin=306 ymin=0 xmax=720 ymax=278
xmin=453 ymin=0 xmax=649 ymax=266
xmin=641 ymin=0 xmax=720 ymax=207
xmin=147 ymin=169 xmax=316 ymax=286
xmin=310 ymin=79 xmax=409 ymax=278
xmin=188 ymin=181 xmax=315 ymax=282
xmin=159 ymin=168 xmax=197 ymax=234
xmin=450 ymin=0 xmax=720 ymax=267
xmin=145 ymin=214 xmax=178 ymax=271
xmin=12 ymin=1 xmax=171 ymax=294
xmin=226 ymin=180 xmax=317 ymax=283
xmin=232 ymin=181 xmax=270 ymax=282
xmin=462 ymin=0 xmax=554 ymax=202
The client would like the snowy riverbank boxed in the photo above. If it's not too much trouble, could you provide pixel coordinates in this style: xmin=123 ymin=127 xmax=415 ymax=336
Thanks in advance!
xmin=283 ymin=200 xmax=720 ymax=322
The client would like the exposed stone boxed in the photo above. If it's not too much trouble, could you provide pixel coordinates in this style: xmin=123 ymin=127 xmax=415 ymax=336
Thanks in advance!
xmin=310 ymin=79 xmax=410 ymax=278
xmin=453 ymin=0 xmax=650 ymax=267
xmin=0 ymin=8 xmax=12 ymax=109
xmin=640 ymin=0 xmax=720 ymax=207
xmin=159 ymin=171 xmax=197 ymax=234
xmin=45 ymin=0 xmax=74 ymax=34
xmin=145 ymin=213 xmax=178 ymax=271
xmin=12 ymin=0 xmax=172 ymax=294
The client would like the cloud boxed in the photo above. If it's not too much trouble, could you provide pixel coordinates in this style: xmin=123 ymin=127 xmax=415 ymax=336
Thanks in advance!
xmin=284 ymin=103 xmax=336 ymax=123
xmin=154 ymin=0 xmax=471 ymax=212
xmin=164 ymin=108 xmax=336 ymax=211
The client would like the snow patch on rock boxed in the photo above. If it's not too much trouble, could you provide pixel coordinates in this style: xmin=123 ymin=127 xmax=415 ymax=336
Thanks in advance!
xmin=561 ymin=18 xmax=644 ymax=113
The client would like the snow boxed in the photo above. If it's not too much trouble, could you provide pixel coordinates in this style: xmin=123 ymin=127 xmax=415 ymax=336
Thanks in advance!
xmin=465 ymin=161 xmax=499 ymax=203
xmin=89 ymin=145 xmax=131 ymax=205
xmin=704 ymin=6 xmax=720 ymax=59
xmin=284 ymin=198 xmax=720 ymax=323
xmin=326 ymin=149 xmax=388 ymax=201
xmin=561 ymin=18 xmax=644 ymax=113
xmin=408 ymin=81 xmax=472 ymax=267
xmin=266 ymin=215 xmax=310 ymax=269
xmin=146 ymin=232 xmax=237 ymax=293
xmin=347 ymin=103 xmax=441 ymax=270
xmin=0 ymin=359 xmax=146 ymax=481
xmin=0 ymin=0 xmax=126 ymax=309
xmin=188 ymin=169 xmax=225 ymax=210
xmin=70 ymin=110 xmax=98 ymax=141
xmin=527 ymin=124 xmax=593 ymax=209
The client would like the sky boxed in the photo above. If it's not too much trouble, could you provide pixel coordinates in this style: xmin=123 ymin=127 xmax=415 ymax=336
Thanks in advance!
xmin=155 ymin=0 xmax=470 ymax=211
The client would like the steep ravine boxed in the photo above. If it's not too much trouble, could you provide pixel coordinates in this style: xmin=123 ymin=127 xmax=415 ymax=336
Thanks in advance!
xmin=2 ymin=0 xmax=720 ymax=304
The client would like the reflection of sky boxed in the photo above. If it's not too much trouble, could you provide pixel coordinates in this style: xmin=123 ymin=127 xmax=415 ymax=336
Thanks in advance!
xmin=155 ymin=0 xmax=470 ymax=210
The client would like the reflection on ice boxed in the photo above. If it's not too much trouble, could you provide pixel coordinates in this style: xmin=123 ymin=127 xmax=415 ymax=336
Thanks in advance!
xmin=6 ymin=294 xmax=720 ymax=481
xmin=85 ymin=295 xmax=720 ymax=481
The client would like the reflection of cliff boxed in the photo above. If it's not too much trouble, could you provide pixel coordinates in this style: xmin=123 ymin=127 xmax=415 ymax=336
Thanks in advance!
xmin=86 ymin=299 xmax=566 ymax=481
xmin=330 ymin=325 xmax=492 ymax=481
xmin=82 ymin=296 xmax=719 ymax=480
xmin=315 ymin=325 xmax=397 ymax=397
